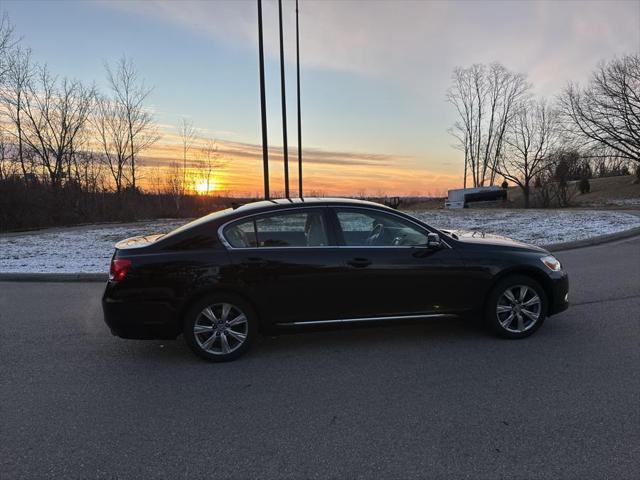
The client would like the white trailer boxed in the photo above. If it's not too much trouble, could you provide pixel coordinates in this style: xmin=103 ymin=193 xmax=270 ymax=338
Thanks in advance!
xmin=445 ymin=186 xmax=506 ymax=208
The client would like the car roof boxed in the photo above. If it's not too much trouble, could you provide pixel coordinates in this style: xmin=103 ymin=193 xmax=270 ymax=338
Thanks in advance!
xmin=231 ymin=197 xmax=389 ymax=215
xmin=159 ymin=197 xmax=395 ymax=243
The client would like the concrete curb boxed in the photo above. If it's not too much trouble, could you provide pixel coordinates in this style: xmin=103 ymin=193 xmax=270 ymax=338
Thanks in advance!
xmin=0 ymin=272 xmax=106 ymax=282
xmin=544 ymin=225 xmax=640 ymax=252
xmin=1 ymin=226 xmax=639 ymax=282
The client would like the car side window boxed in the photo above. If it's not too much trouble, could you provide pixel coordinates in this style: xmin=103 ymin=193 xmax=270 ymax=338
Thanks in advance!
xmin=336 ymin=209 xmax=428 ymax=247
xmin=224 ymin=219 xmax=258 ymax=248
xmin=223 ymin=210 xmax=328 ymax=248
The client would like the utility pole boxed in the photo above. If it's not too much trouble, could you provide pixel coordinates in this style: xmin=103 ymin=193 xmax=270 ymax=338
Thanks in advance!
xmin=296 ymin=0 xmax=302 ymax=197
xmin=257 ymin=0 xmax=270 ymax=199
xmin=278 ymin=0 xmax=290 ymax=197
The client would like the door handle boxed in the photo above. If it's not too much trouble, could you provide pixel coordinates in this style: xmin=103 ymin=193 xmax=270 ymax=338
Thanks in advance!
xmin=243 ymin=257 xmax=268 ymax=267
xmin=347 ymin=257 xmax=371 ymax=268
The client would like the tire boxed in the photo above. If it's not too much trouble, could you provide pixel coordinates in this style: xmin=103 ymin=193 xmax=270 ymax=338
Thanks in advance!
xmin=183 ymin=293 xmax=258 ymax=362
xmin=485 ymin=275 xmax=547 ymax=339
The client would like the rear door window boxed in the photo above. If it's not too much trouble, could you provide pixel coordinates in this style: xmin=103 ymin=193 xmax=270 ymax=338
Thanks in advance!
xmin=224 ymin=219 xmax=258 ymax=248
xmin=223 ymin=210 xmax=329 ymax=248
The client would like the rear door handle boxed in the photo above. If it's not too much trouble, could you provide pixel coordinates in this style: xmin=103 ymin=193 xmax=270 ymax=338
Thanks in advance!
xmin=243 ymin=257 xmax=268 ymax=267
xmin=347 ymin=257 xmax=371 ymax=268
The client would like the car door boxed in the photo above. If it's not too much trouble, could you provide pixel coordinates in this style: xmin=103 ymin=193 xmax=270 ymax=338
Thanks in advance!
xmin=222 ymin=207 xmax=345 ymax=326
xmin=327 ymin=207 xmax=465 ymax=319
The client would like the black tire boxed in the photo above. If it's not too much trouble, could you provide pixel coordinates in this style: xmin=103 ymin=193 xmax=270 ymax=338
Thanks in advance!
xmin=485 ymin=274 xmax=547 ymax=339
xmin=183 ymin=293 xmax=258 ymax=362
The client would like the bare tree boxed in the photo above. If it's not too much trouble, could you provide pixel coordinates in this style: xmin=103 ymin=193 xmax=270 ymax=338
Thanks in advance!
xmin=93 ymin=94 xmax=131 ymax=193
xmin=195 ymin=139 xmax=226 ymax=194
xmin=105 ymin=56 xmax=158 ymax=190
xmin=447 ymin=63 xmax=530 ymax=187
xmin=0 ymin=12 xmax=16 ymax=83
xmin=19 ymin=66 xmax=94 ymax=189
xmin=73 ymin=149 xmax=105 ymax=193
xmin=559 ymin=54 xmax=640 ymax=167
xmin=164 ymin=160 xmax=183 ymax=211
xmin=180 ymin=117 xmax=196 ymax=194
xmin=0 ymin=128 xmax=16 ymax=180
xmin=0 ymin=46 xmax=33 ymax=178
xmin=497 ymin=99 xmax=559 ymax=207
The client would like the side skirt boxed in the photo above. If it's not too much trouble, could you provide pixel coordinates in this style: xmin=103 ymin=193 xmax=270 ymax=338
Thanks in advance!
xmin=275 ymin=313 xmax=459 ymax=327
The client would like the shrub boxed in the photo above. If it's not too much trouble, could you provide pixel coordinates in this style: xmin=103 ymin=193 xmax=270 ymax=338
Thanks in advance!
xmin=578 ymin=178 xmax=591 ymax=194
xmin=534 ymin=176 xmax=542 ymax=189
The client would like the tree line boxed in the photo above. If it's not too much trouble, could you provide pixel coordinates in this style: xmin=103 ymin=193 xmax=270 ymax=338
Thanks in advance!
xmin=0 ymin=13 xmax=231 ymax=231
xmin=447 ymin=54 xmax=640 ymax=207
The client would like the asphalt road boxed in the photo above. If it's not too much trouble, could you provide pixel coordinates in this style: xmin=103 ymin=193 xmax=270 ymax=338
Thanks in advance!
xmin=1 ymin=237 xmax=639 ymax=479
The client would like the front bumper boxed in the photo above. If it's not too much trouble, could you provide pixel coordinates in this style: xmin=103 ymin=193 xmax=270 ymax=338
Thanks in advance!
xmin=548 ymin=271 xmax=569 ymax=316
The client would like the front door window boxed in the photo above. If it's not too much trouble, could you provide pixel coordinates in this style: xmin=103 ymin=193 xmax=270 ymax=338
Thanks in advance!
xmin=336 ymin=210 xmax=428 ymax=246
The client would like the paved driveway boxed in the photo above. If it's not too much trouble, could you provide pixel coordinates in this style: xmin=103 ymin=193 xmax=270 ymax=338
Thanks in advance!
xmin=1 ymin=237 xmax=639 ymax=479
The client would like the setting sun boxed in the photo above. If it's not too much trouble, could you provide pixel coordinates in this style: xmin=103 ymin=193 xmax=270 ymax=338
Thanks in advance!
xmin=194 ymin=178 xmax=217 ymax=195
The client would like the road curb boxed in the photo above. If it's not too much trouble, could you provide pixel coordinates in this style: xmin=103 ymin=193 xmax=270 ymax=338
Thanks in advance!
xmin=544 ymin=225 xmax=640 ymax=252
xmin=1 ymin=226 xmax=639 ymax=282
xmin=0 ymin=272 xmax=106 ymax=282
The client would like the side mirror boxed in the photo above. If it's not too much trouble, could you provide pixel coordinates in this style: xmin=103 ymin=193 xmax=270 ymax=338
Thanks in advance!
xmin=427 ymin=232 xmax=442 ymax=249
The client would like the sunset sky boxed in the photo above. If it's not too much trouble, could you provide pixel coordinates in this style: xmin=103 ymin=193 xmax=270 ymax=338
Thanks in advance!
xmin=4 ymin=0 xmax=639 ymax=196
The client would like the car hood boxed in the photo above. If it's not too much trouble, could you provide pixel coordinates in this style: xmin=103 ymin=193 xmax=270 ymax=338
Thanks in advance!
xmin=115 ymin=233 xmax=164 ymax=250
xmin=441 ymin=229 xmax=547 ymax=253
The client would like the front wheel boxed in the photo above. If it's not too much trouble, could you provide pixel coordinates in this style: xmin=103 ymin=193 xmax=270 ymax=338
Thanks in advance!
xmin=485 ymin=275 xmax=547 ymax=339
xmin=183 ymin=294 xmax=257 ymax=362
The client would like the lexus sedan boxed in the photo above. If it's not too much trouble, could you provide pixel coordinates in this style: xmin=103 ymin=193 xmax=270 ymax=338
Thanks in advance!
xmin=102 ymin=198 xmax=569 ymax=361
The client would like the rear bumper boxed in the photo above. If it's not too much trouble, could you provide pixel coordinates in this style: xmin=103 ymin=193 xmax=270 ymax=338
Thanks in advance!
xmin=548 ymin=272 xmax=569 ymax=316
xmin=102 ymin=289 xmax=180 ymax=340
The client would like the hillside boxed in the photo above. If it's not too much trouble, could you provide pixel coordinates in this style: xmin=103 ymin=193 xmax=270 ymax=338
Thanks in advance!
xmin=508 ymin=175 xmax=640 ymax=209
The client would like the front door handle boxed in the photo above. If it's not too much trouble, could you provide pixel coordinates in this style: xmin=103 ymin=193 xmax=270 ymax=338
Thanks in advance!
xmin=347 ymin=257 xmax=371 ymax=268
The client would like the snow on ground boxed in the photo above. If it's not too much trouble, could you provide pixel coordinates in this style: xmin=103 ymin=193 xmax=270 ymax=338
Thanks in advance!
xmin=407 ymin=209 xmax=640 ymax=245
xmin=1 ymin=210 xmax=639 ymax=274
xmin=0 ymin=219 xmax=185 ymax=274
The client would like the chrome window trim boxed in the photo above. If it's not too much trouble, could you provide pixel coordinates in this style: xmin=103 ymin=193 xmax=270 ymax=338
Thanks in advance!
xmin=217 ymin=204 xmax=451 ymax=250
xmin=276 ymin=313 xmax=458 ymax=326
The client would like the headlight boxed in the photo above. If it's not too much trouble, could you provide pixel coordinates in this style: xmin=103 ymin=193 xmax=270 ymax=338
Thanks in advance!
xmin=540 ymin=255 xmax=561 ymax=271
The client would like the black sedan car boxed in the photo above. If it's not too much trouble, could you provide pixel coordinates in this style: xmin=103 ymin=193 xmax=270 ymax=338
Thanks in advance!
xmin=103 ymin=198 xmax=569 ymax=361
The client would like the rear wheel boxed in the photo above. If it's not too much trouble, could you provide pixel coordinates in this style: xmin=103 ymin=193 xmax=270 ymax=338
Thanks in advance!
xmin=183 ymin=294 xmax=257 ymax=361
xmin=485 ymin=275 xmax=547 ymax=339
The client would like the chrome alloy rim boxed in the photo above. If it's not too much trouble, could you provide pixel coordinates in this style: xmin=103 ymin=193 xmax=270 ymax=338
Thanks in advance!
xmin=496 ymin=285 xmax=541 ymax=333
xmin=194 ymin=303 xmax=248 ymax=355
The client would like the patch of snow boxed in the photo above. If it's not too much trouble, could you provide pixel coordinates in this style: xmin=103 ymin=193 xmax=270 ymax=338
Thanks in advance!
xmin=408 ymin=209 xmax=640 ymax=246
xmin=1 ymin=210 xmax=639 ymax=274
xmin=0 ymin=219 xmax=185 ymax=274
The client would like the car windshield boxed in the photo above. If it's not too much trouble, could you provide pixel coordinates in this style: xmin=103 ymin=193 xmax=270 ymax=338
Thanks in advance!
xmin=160 ymin=208 xmax=233 ymax=240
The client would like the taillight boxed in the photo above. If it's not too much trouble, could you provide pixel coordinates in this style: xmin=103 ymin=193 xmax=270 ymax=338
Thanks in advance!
xmin=110 ymin=258 xmax=132 ymax=282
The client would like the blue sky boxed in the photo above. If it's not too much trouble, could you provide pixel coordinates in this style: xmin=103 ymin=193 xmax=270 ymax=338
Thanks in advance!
xmin=3 ymin=0 xmax=639 ymax=194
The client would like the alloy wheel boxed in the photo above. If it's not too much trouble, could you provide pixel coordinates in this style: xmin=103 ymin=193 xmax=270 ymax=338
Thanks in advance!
xmin=496 ymin=285 xmax=542 ymax=333
xmin=193 ymin=303 xmax=249 ymax=355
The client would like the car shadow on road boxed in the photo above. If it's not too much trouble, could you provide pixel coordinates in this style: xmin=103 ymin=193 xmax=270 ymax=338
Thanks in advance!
xmin=113 ymin=316 xmax=489 ymax=364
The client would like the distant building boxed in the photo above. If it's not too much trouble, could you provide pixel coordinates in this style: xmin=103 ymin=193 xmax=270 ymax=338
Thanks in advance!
xmin=445 ymin=186 xmax=506 ymax=208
